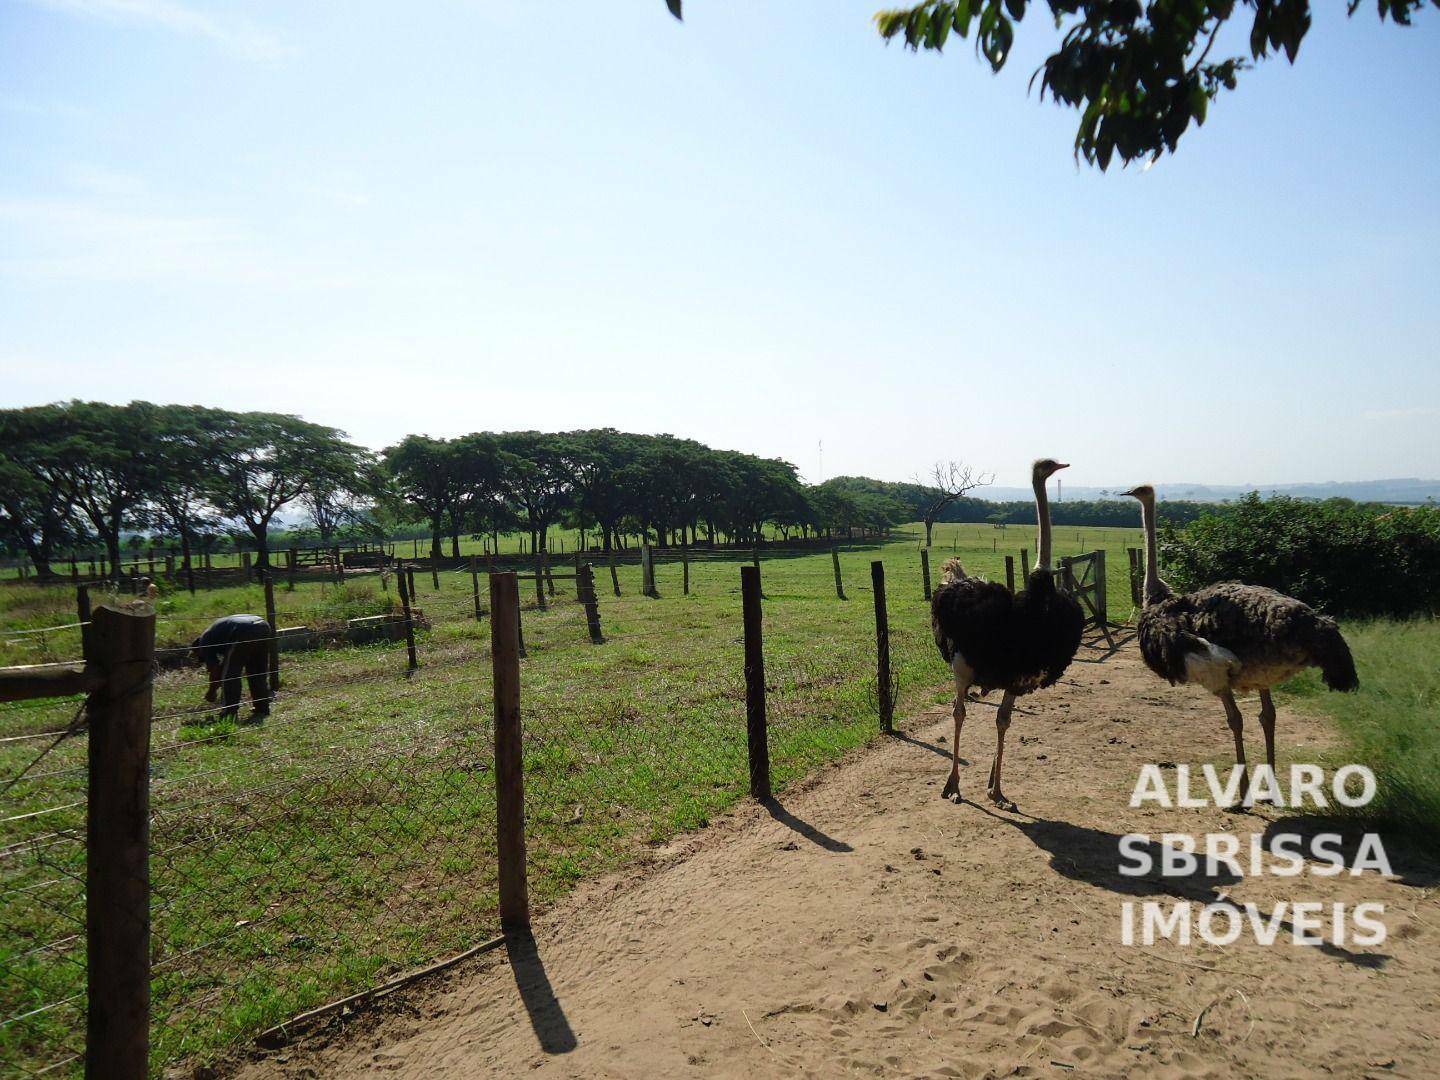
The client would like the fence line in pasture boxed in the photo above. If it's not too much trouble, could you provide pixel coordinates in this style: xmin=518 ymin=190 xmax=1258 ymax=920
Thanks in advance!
xmin=1 ymin=543 xmax=1127 ymax=1076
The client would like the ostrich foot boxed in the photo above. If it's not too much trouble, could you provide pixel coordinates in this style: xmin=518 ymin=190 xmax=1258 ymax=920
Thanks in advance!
xmin=987 ymin=786 xmax=1017 ymax=813
xmin=941 ymin=772 xmax=961 ymax=802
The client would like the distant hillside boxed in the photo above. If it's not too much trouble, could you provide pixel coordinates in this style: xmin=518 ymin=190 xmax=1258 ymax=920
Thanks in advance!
xmin=978 ymin=478 xmax=1440 ymax=505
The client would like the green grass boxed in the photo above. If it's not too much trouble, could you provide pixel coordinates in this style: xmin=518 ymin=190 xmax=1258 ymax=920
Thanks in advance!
xmin=0 ymin=523 xmax=1141 ymax=1075
xmin=1280 ymin=618 xmax=1440 ymax=839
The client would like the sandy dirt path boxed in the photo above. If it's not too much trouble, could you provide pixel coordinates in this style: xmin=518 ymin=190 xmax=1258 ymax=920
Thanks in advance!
xmin=238 ymin=641 xmax=1440 ymax=1079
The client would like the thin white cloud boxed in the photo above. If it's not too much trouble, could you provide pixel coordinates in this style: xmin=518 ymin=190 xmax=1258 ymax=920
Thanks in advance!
xmin=23 ymin=0 xmax=290 ymax=62
xmin=0 ymin=197 xmax=349 ymax=286
xmin=1361 ymin=407 xmax=1440 ymax=421
xmin=0 ymin=95 xmax=88 ymax=118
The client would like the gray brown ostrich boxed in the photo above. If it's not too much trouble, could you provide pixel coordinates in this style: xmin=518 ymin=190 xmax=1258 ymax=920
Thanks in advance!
xmin=1122 ymin=484 xmax=1358 ymax=801
xmin=931 ymin=458 xmax=1085 ymax=810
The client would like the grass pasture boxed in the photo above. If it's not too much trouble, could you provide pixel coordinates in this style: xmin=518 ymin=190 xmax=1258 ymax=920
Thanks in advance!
xmin=11 ymin=527 xmax=1126 ymax=1075
xmin=1281 ymin=618 xmax=1440 ymax=840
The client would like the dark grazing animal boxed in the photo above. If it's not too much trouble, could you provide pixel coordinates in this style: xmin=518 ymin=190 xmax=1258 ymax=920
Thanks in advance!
xmin=190 ymin=614 xmax=274 ymax=723
xmin=931 ymin=458 xmax=1085 ymax=810
xmin=1123 ymin=484 xmax=1357 ymax=802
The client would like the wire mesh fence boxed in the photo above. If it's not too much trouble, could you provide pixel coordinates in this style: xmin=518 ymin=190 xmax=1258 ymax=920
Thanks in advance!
xmin=2 ymin=540 xmax=1101 ymax=1075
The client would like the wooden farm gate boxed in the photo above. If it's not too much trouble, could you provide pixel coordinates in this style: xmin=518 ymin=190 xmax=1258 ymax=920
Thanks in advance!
xmin=1057 ymin=550 xmax=1114 ymax=645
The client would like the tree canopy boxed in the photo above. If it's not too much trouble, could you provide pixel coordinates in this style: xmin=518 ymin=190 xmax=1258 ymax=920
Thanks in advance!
xmin=668 ymin=1 xmax=1434 ymax=169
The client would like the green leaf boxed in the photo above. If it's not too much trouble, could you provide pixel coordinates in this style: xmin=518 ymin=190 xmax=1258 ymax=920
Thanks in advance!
xmin=953 ymin=0 xmax=975 ymax=37
xmin=1004 ymin=0 xmax=1026 ymax=20
xmin=1189 ymin=85 xmax=1209 ymax=126
xmin=665 ymin=0 xmax=682 ymax=20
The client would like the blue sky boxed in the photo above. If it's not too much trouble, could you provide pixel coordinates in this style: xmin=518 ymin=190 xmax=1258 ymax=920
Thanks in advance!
xmin=2 ymin=1 xmax=1436 ymax=488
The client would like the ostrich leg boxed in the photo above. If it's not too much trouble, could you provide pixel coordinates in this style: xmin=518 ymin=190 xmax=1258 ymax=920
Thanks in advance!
xmin=986 ymin=691 xmax=1018 ymax=812
xmin=942 ymin=669 xmax=969 ymax=801
xmin=1256 ymin=689 xmax=1279 ymax=804
xmin=1220 ymin=691 xmax=1249 ymax=807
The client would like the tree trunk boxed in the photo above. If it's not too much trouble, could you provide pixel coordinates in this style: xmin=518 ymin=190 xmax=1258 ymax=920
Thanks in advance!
xmin=924 ymin=518 xmax=934 ymax=547
xmin=250 ymin=523 xmax=271 ymax=570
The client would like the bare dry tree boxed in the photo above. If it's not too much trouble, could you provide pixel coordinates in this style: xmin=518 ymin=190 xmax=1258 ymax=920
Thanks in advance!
xmin=916 ymin=460 xmax=993 ymax=547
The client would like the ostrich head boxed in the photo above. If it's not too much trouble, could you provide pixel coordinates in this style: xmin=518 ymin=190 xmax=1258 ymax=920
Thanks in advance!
xmin=1119 ymin=484 xmax=1155 ymax=504
xmin=1032 ymin=458 xmax=1070 ymax=484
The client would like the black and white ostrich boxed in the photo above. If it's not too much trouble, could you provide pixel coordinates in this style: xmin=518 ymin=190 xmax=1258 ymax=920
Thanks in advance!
xmin=1122 ymin=484 xmax=1358 ymax=799
xmin=931 ymin=458 xmax=1085 ymax=810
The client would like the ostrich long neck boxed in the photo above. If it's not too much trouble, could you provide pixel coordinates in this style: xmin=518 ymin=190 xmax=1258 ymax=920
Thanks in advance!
xmin=1033 ymin=474 xmax=1052 ymax=572
xmin=1139 ymin=496 xmax=1163 ymax=604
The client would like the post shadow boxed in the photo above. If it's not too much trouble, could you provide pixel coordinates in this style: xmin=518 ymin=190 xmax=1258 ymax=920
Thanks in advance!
xmin=886 ymin=728 xmax=965 ymax=764
xmin=762 ymin=797 xmax=853 ymax=853
xmin=504 ymin=927 xmax=577 ymax=1054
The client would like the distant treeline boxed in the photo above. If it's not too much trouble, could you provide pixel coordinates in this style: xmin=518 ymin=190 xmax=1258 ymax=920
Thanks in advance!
xmin=821 ymin=476 xmax=1217 ymax=528
xmin=2 ymin=401 xmax=1410 ymax=580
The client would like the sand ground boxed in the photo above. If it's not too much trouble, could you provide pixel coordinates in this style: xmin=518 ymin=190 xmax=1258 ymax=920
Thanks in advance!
xmin=236 ymin=638 xmax=1440 ymax=1079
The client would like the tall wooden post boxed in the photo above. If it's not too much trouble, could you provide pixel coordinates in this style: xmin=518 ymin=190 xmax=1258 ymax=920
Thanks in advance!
xmin=641 ymin=545 xmax=656 ymax=598
xmin=471 ymin=556 xmax=483 ymax=621
xmin=1093 ymin=548 xmax=1108 ymax=626
xmin=534 ymin=548 xmax=547 ymax=610
xmin=86 ymin=603 xmax=156 ymax=1080
xmin=288 ymin=548 xmax=298 ymax=592
xmin=920 ymin=547 xmax=932 ymax=600
xmin=831 ymin=545 xmax=846 ymax=600
xmin=407 ymin=566 xmax=416 ymax=602
xmin=579 ymin=563 xmax=604 ymax=644
xmin=608 ymin=549 xmax=621 ymax=597
xmin=263 ymin=573 xmax=280 ymax=692
xmin=543 ymin=550 xmax=555 ymax=598
xmin=431 ymin=554 xmax=440 ymax=592
xmin=872 ymin=561 xmax=893 ymax=734
xmin=490 ymin=571 xmax=530 ymax=929
xmin=682 ymin=546 xmax=690 ymax=596
xmin=333 ymin=546 xmax=344 ymax=585
xmin=241 ymin=551 xmax=252 ymax=582
xmin=1020 ymin=549 xmax=1029 ymax=577
xmin=163 ymin=554 xmax=174 ymax=583
xmin=397 ymin=564 xmax=419 ymax=672
xmin=1005 ymin=555 xmax=1015 ymax=594
xmin=76 ymin=584 xmax=92 ymax=656
xmin=740 ymin=565 xmax=771 ymax=800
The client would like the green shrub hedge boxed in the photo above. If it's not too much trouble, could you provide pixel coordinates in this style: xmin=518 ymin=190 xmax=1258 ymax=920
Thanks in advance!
xmin=1159 ymin=495 xmax=1440 ymax=618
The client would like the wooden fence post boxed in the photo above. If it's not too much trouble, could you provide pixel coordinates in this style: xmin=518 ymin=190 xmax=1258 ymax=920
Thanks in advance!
xmin=740 ymin=565 xmax=771 ymax=800
xmin=86 ymin=603 xmax=156 ymax=1080
xmin=1020 ymin=549 xmax=1029 ymax=577
xmin=397 ymin=565 xmax=419 ymax=672
xmin=579 ymin=563 xmax=604 ymax=644
xmin=263 ymin=573 xmax=280 ymax=692
xmin=872 ymin=561 xmax=893 ymax=734
xmin=471 ymin=556 xmax=483 ymax=621
xmin=534 ymin=549 xmax=547 ymax=610
xmin=163 ymin=554 xmax=174 ymax=583
xmin=682 ymin=547 xmax=690 ymax=596
xmin=489 ymin=571 xmax=530 ymax=929
xmin=333 ymin=546 xmax=344 ymax=585
xmin=288 ymin=548 xmax=298 ymax=592
xmin=76 ymin=584 xmax=91 ymax=656
xmin=920 ymin=547 xmax=932 ymax=601
xmin=831 ymin=545 xmax=846 ymax=600
xmin=1093 ymin=548 xmax=1108 ymax=626
xmin=241 ymin=551 xmax=251 ymax=583
xmin=407 ymin=566 xmax=416 ymax=602
xmin=70 ymin=555 xmax=79 ymax=581
xmin=608 ymin=550 xmax=621 ymax=597
xmin=641 ymin=544 xmax=657 ymax=598
xmin=1005 ymin=555 xmax=1015 ymax=594
xmin=431 ymin=554 xmax=440 ymax=592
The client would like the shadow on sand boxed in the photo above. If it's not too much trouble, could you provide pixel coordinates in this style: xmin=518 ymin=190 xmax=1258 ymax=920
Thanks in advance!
xmin=504 ymin=927 xmax=577 ymax=1054
xmin=762 ymin=797 xmax=853 ymax=852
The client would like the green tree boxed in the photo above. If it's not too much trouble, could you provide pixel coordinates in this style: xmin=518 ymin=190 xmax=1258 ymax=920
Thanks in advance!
xmin=669 ymin=1 xmax=1433 ymax=169
xmin=62 ymin=401 xmax=162 ymax=579
xmin=0 ymin=405 xmax=84 ymax=577
xmin=207 ymin=412 xmax=368 ymax=570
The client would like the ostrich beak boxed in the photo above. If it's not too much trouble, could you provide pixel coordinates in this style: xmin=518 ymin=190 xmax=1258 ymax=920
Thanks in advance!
xmin=1119 ymin=487 xmax=1138 ymax=498
xmin=1053 ymin=462 xmax=1070 ymax=471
